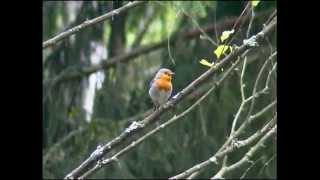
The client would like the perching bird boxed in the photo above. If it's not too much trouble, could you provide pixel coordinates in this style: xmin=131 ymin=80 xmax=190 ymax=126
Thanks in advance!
xmin=149 ymin=68 xmax=174 ymax=110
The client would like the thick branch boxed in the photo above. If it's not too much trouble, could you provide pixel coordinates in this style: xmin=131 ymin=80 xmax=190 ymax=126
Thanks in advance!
xmin=43 ymin=1 xmax=146 ymax=49
xmin=64 ymin=17 xmax=276 ymax=179
xmin=79 ymin=49 xmax=243 ymax=179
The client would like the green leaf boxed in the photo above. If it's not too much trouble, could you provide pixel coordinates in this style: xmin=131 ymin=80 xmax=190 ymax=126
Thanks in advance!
xmin=199 ymin=59 xmax=214 ymax=67
xmin=251 ymin=1 xmax=260 ymax=8
xmin=220 ymin=29 xmax=235 ymax=43
xmin=214 ymin=45 xmax=233 ymax=59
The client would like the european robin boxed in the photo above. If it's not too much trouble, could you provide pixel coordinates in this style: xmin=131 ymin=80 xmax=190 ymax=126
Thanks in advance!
xmin=149 ymin=68 xmax=174 ymax=110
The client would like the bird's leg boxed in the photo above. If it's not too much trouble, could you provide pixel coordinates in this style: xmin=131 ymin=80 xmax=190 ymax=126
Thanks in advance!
xmin=153 ymin=102 xmax=160 ymax=112
xmin=163 ymin=100 xmax=174 ymax=109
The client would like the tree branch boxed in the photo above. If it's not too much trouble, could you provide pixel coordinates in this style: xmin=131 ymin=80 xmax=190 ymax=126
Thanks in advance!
xmin=64 ymin=17 xmax=276 ymax=179
xmin=239 ymin=156 xmax=263 ymax=179
xmin=44 ymin=10 xmax=274 ymax=90
xmin=169 ymin=49 xmax=277 ymax=179
xmin=246 ymin=5 xmax=255 ymax=38
xmin=43 ymin=1 xmax=146 ymax=49
xmin=78 ymin=48 xmax=244 ymax=179
xmin=170 ymin=117 xmax=276 ymax=180
xmin=249 ymin=100 xmax=277 ymax=121
xmin=43 ymin=127 xmax=86 ymax=165
xmin=222 ymin=55 xmax=248 ymax=170
xmin=258 ymin=153 xmax=276 ymax=175
xmin=244 ymin=51 xmax=277 ymax=124
xmin=211 ymin=125 xmax=277 ymax=179
xmin=217 ymin=51 xmax=277 ymax=156
xmin=131 ymin=4 xmax=156 ymax=49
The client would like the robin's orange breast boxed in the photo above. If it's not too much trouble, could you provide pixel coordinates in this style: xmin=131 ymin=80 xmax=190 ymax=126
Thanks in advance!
xmin=155 ymin=78 xmax=172 ymax=91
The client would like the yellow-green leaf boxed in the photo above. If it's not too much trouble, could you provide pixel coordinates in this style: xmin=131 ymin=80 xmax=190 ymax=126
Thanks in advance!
xmin=251 ymin=1 xmax=260 ymax=7
xmin=220 ymin=29 xmax=235 ymax=42
xmin=214 ymin=45 xmax=233 ymax=59
xmin=199 ymin=59 xmax=214 ymax=67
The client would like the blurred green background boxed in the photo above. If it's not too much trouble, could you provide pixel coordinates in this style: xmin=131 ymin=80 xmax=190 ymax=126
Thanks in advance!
xmin=43 ymin=1 xmax=276 ymax=179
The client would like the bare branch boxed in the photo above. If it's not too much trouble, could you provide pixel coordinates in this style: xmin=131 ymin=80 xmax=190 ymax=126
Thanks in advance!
xmin=180 ymin=9 xmax=218 ymax=47
xmin=244 ymin=51 xmax=277 ymax=123
xmin=79 ymin=57 xmax=243 ymax=179
xmin=240 ymin=156 xmax=263 ymax=179
xmin=187 ymin=171 xmax=200 ymax=179
xmin=258 ymin=153 xmax=277 ymax=175
xmin=171 ymin=108 xmax=276 ymax=179
xmin=170 ymin=119 xmax=276 ymax=180
xmin=131 ymin=4 xmax=156 ymax=49
xmin=264 ymin=9 xmax=277 ymax=27
xmin=228 ymin=52 xmax=276 ymax=153
xmin=170 ymin=49 xmax=277 ymax=179
xmin=240 ymin=57 xmax=247 ymax=102
xmin=223 ymin=54 xmax=247 ymax=170
xmin=250 ymin=100 xmax=277 ymax=121
xmin=219 ymin=1 xmax=251 ymax=60
xmin=265 ymin=62 xmax=277 ymax=89
xmin=237 ymin=114 xmax=277 ymax=148
xmin=246 ymin=5 xmax=255 ymax=38
xmin=64 ymin=18 xmax=277 ymax=179
xmin=43 ymin=1 xmax=146 ymax=49
xmin=44 ymin=40 xmax=166 ymax=90
xmin=211 ymin=125 xmax=277 ymax=179
xmin=43 ymin=127 xmax=86 ymax=165
xmin=44 ymin=11 xmax=274 ymax=90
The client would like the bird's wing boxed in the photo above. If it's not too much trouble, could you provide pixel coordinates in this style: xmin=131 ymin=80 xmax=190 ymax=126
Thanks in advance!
xmin=149 ymin=78 xmax=155 ymax=88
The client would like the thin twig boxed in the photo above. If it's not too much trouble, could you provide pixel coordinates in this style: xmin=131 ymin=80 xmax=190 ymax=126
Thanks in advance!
xmin=240 ymin=156 xmax=263 ymax=179
xmin=187 ymin=171 xmax=200 ymax=179
xmin=258 ymin=153 xmax=277 ymax=175
xmin=249 ymin=100 xmax=277 ymax=121
xmin=179 ymin=7 xmax=218 ymax=47
xmin=170 ymin=51 xmax=277 ymax=179
xmin=240 ymin=57 xmax=247 ymax=102
xmin=222 ymin=54 xmax=247 ymax=170
xmin=211 ymin=125 xmax=277 ymax=179
xmin=244 ymin=51 xmax=277 ymax=123
xmin=170 ymin=119 xmax=276 ymax=180
xmin=265 ymin=62 xmax=277 ymax=89
xmin=65 ymin=19 xmax=277 ymax=179
xmin=43 ymin=1 xmax=146 ymax=49
xmin=217 ymin=1 xmax=251 ymax=62
xmin=131 ymin=4 xmax=156 ymax=49
xmin=246 ymin=5 xmax=255 ymax=38
xmin=218 ymin=54 xmax=277 ymax=152
xmin=43 ymin=127 xmax=86 ymax=165
xmin=79 ymin=56 xmax=243 ymax=179
xmin=44 ymin=11 xmax=274 ymax=89
xmin=213 ymin=2 xmax=219 ymax=44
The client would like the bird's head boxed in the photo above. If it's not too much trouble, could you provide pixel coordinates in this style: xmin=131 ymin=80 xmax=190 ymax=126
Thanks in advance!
xmin=155 ymin=68 xmax=175 ymax=82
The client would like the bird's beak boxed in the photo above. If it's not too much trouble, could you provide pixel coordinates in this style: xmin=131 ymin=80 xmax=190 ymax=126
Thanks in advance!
xmin=170 ymin=72 xmax=175 ymax=75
